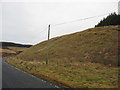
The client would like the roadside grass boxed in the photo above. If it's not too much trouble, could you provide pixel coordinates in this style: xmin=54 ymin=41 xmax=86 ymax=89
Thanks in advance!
xmin=6 ymin=59 xmax=119 ymax=88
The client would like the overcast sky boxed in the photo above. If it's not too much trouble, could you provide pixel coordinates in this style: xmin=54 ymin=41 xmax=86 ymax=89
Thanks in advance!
xmin=0 ymin=0 xmax=119 ymax=45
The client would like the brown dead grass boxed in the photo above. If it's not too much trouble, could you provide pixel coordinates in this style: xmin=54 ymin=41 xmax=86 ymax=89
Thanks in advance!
xmin=6 ymin=25 xmax=119 ymax=88
xmin=14 ymin=25 xmax=119 ymax=66
xmin=7 ymin=58 xmax=119 ymax=88
xmin=0 ymin=49 xmax=16 ymax=54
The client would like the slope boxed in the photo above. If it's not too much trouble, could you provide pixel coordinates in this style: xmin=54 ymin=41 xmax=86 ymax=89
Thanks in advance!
xmin=7 ymin=25 xmax=119 ymax=88
xmin=14 ymin=25 xmax=119 ymax=66
xmin=0 ymin=42 xmax=32 ymax=57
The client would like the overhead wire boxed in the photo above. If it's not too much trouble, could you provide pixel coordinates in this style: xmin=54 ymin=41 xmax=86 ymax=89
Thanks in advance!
xmin=45 ymin=13 xmax=111 ymax=47
xmin=32 ymin=25 xmax=48 ymax=42
xmin=37 ymin=13 xmax=110 ymax=35
xmin=36 ymin=12 xmax=113 ymax=63
xmin=37 ymin=13 xmax=111 ymax=43
xmin=52 ymin=13 xmax=110 ymax=27
xmin=38 ymin=26 xmax=48 ymax=34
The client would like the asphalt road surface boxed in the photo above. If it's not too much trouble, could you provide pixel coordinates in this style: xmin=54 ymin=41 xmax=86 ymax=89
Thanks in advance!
xmin=2 ymin=58 xmax=58 ymax=88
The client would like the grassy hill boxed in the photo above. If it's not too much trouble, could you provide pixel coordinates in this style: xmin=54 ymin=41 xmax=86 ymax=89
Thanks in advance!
xmin=14 ymin=25 xmax=119 ymax=66
xmin=7 ymin=26 xmax=119 ymax=88
xmin=1 ymin=42 xmax=32 ymax=48
xmin=0 ymin=42 xmax=32 ymax=57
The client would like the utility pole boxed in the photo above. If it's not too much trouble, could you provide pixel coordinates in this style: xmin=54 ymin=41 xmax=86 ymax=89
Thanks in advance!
xmin=48 ymin=24 xmax=50 ymax=40
xmin=46 ymin=24 xmax=50 ymax=64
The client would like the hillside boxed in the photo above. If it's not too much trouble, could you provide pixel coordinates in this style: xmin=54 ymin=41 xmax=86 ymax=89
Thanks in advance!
xmin=1 ymin=42 xmax=32 ymax=48
xmin=12 ymin=25 xmax=119 ymax=66
xmin=0 ymin=42 xmax=32 ymax=57
xmin=7 ymin=25 xmax=119 ymax=88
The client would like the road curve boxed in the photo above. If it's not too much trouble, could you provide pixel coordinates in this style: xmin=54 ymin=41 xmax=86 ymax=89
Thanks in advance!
xmin=2 ymin=58 xmax=57 ymax=88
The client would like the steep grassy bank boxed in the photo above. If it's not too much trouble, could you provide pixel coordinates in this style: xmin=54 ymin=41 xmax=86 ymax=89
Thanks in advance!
xmin=13 ymin=26 xmax=119 ymax=66
xmin=7 ymin=26 xmax=119 ymax=88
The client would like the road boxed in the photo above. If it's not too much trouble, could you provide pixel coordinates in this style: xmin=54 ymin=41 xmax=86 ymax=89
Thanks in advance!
xmin=2 ymin=58 xmax=58 ymax=88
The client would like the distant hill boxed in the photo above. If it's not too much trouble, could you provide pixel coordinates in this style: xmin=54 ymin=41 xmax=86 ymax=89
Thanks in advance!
xmin=13 ymin=25 xmax=119 ymax=66
xmin=0 ymin=42 xmax=32 ymax=57
xmin=1 ymin=42 xmax=32 ymax=48
xmin=95 ymin=13 xmax=120 ymax=27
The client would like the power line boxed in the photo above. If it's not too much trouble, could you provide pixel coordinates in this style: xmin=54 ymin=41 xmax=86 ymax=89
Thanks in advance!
xmin=32 ymin=25 xmax=48 ymax=40
xmin=53 ymin=13 xmax=109 ymax=26
xmin=45 ymin=13 xmax=111 ymax=46
xmin=38 ymin=26 xmax=47 ymax=34
xmin=38 ymin=13 xmax=110 ymax=34
xmin=37 ymin=13 xmax=111 ymax=42
xmin=39 ymin=13 xmax=111 ymax=64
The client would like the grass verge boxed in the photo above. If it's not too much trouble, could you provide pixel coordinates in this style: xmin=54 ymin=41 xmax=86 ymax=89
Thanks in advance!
xmin=6 ymin=59 xmax=119 ymax=88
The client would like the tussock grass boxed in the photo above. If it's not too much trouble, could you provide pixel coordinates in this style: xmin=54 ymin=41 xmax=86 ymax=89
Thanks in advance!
xmin=6 ymin=26 xmax=119 ymax=88
xmin=14 ymin=25 xmax=119 ymax=66
xmin=7 ymin=58 xmax=119 ymax=88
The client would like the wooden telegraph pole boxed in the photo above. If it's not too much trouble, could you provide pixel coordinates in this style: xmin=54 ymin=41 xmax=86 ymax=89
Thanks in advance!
xmin=46 ymin=24 xmax=50 ymax=64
